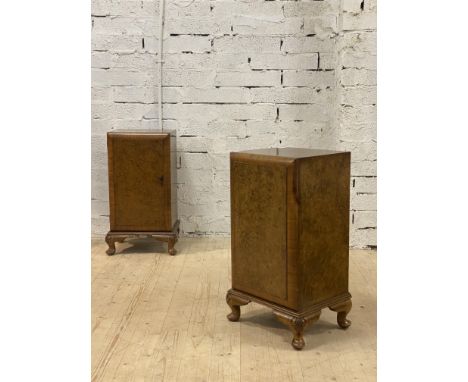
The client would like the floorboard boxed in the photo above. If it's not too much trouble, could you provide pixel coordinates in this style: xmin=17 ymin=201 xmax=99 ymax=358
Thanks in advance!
xmin=92 ymin=238 xmax=376 ymax=382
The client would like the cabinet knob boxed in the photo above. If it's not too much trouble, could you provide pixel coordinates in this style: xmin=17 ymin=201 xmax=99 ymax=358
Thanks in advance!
xmin=159 ymin=175 xmax=164 ymax=185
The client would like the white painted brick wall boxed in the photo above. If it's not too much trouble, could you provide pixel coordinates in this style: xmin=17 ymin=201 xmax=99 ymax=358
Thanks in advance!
xmin=339 ymin=0 xmax=377 ymax=247
xmin=91 ymin=0 xmax=377 ymax=248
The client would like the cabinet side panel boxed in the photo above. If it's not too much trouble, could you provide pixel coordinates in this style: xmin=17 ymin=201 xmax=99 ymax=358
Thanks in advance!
xmin=170 ymin=133 xmax=178 ymax=227
xmin=298 ymin=153 xmax=350 ymax=307
xmin=107 ymin=134 xmax=115 ymax=229
xmin=110 ymin=134 xmax=169 ymax=231
xmin=231 ymin=158 xmax=289 ymax=305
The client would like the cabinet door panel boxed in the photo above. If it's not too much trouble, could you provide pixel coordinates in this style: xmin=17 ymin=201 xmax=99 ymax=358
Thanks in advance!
xmin=231 ymin=159 xmax=288 ymax=305
xmin=109 ymin=134 xmax=170 ymax=231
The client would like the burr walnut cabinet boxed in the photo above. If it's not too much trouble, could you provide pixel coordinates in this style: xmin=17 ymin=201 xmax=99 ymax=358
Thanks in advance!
xmin=105 ymin=130 xmax=179 ymax=256
xmin=226 ymin=148 xmax=352 ymax=350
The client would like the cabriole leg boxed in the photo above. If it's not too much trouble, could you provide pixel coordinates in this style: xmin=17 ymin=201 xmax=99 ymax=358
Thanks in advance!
xmin=168 ymin=237 xmax=177 ymax=256
xmin=105 ymin=233 xmax=116 ymax=256
xmin=105 ymin=233 xmax=126 ymax=256
xmin=226 ymin=290 xmax=250 ymax=322
xmin=329 ymin=299 xmax=352 ymax=329
xmin=273 ymin=311 xmax=321 ymax=350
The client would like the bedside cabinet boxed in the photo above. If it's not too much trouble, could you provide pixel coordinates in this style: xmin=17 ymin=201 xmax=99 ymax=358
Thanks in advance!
xmin=105 ymin=130 xmax=179 ymax=256
xmin=226 ymin=148 xmax=352 ymax=350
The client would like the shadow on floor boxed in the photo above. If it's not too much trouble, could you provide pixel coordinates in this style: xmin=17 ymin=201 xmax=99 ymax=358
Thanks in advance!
xmin=238 ymin=309 xmax=348 ymax=350
xmin=113 ymin=238 xmax=168 ymax=255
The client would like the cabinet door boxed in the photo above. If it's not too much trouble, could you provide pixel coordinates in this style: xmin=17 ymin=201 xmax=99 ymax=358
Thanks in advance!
xmin=108 ymin=133 xmax=171 ymax=231
xmin=231 ymin=158 xmax=290 ymax=306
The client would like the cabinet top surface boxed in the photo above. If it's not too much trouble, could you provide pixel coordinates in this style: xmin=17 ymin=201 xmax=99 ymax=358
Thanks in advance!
xmin=232 ymin=147 xmax=348 ymax=159
xmin=108 ymin=129 xmax=175 ymax=136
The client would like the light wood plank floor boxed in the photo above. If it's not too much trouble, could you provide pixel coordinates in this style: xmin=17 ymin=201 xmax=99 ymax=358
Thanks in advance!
xmin=92 ymin=238 xmax=376 ymax=382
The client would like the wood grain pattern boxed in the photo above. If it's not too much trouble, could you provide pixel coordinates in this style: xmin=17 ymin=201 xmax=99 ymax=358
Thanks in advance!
xmin=231 ymin=159 xmax=289 ymax=304
xmin=92 ymin=238 xmax=377 ymax=381
xmin=297 ymin=153 xmax=351 ymax=308
xmin=228 ymin=149 xmax=351 ymax=349
xmin=106 ymin=130 xmax=178 ymax=255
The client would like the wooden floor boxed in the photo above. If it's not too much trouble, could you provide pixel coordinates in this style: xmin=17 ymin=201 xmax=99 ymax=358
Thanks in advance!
xmin=92 ymin=238 xmax=376 ymax=382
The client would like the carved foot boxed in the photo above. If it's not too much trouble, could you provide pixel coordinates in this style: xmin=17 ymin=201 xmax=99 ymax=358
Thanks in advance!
xmin=105 ymin=233 xmax=126 ymax=256
xmin=168 ymin=238 xmax=177 ymax=256
xmin=273 ymin=311 xmax=321 ymax=350
xmin=226 ymin=290 xmax=250 ymax=322
xmin=105 ymin=233 xmax=116 ymax=256
xmin=329 ymin=299 xmax=352 ymax=329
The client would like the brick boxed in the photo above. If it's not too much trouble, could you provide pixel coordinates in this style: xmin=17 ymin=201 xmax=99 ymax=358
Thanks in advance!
xmin=92 ymin=199 xmax=109 ymax=217
xmin=92 ymin=102 xmax=154 ymax=119
xmin=283 ymin=2 xmax=338 ymax=18
xmin=342 ymin=50 xmax=377 ymax=70
xmin=91 ymin=51 xmax=111 ymax=68
xmin=303 ymin=15 xmax=338 ymax=37
xmin=92 ymin=16 xmax=157 ymax=36
xmin=92 ymin=68 xmax=154 ymax=86
xmin=341 ymin=68 xmax=376 ymax=86
xmin=164 ymin=53 xmax=250 ymax=70
xmin=92 ymin=1 xmax=159 ymax=17
xmin=342 ymin=31 xmax=377 ymax=52
xmin=249 ymin=87 xmax=333 ymax=105
xmin=211 ymin=2 xmax=283 ymax=19
xmin=279 ymin=104 xmax=331 ymax=122
xmin=165 ymin=17 xmax=230 ymax=36
xmin=112 ymin=86 xmax=158 ymax=103
xmin=163 ymin=69 xmax=215 ymax=87
xmin=92 ymin=87 xmax=112 ymax=103
xmin=351 ymin=192 xmax=377 ymax=211
xmin=179 ymin=152 xmax=213 ymax=170
xmin=341 ymin=104 xmax=376 ymax=125
xmin=319 ymin=53 xmax=336 ymax=70
xmin=213 ymin=36 xmax=280 ymax=53
xmin=343 ymin=12 xmax=377 ymax=31
xmin=177 ymin=168 xmax=213 ymax=186
xmin=107 ymin=52 xmax=158 ymax=69
xmin=351 ymin=160 xmax=377 ymax=177
xmin=92 ymin=35 xmax=143 ymax=53
xmin=282 ymin=37 xmax=335 ymax=54
xmin=352 ymin=177 xmax=377 ymax=194
xmin=232 ymin=16 xmax=302 ymax=36
xmin=341 ymin=86 xmax=376 ymax=106
xmin=350 ymin=226 xmax=376 ymax=248
xmin=166 ymin=1 xmax=211 ymax=18
xmin=163 ymin=36 xmax=212 ymax=53
xmin=250 ymin=53 xmax=318 ymax=70
xmin=282 ymin=70 xmax=335 ymax=87
xmin=163 ymin=87 xmax=250 ymax=103
xmin=178 ymin=136 xmax=212 ymax=153
xmin=351 ymin=210 xmax=377 ymax=232
xmin=340 ymin=122 xmax=377 ymax=141
xmin=215 ymin=70 xmax=280 ymax=87
xmin=343 ymin=0 xmax=363 ymax=13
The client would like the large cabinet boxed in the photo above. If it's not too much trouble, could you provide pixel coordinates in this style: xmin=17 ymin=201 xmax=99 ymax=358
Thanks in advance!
xmin=105 ymin=130 xmax=179 ymax=256
xmin=226 ymin=148 xmax=352 ymax=350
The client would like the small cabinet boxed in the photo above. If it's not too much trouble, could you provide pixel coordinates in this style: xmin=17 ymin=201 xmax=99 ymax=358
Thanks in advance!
xmin=105 ymin=130 xmax=179 ymax=256
xmin=226 ymin=148 xmax=352 ymax=350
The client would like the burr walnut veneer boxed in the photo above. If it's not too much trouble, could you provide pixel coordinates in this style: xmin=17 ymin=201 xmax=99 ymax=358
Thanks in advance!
xmin=105 ymin=130 xmax=179 ymax=256
xmin=226 ymin=148 xmax=352 ymax=350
